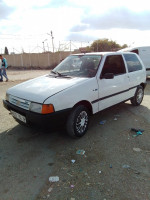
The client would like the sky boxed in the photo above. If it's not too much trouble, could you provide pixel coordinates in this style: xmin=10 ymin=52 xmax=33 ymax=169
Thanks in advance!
xmin=1 ymin=0 xmax=150 ymax=53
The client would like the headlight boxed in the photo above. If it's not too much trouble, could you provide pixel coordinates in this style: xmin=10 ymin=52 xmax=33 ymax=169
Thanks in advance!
xmin=30 ymin=102 xmax=42 ymax=113
xmin=6 ymin=93 xmax=10 ymax=101
xmin=30 ymin=102 xmax=54 ymax=114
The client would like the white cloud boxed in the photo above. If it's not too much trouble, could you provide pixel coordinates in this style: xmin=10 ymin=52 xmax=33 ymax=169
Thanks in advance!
xmin=70 ymin=8 xmax=150 ymax=31
xmin=1 ymin=0 xmax=150 ymax=52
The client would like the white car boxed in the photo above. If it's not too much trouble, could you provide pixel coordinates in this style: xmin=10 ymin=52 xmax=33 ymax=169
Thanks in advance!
xmin=3 ymin=52 xmax=146 ymax=138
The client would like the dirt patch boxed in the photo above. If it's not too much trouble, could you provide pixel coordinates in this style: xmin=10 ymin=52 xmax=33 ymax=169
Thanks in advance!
xmin=0 ymin=71 xmax=150 ymax=200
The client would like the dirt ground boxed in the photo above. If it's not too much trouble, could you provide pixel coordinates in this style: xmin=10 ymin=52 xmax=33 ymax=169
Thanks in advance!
xmin=0 ymin=70 xmax=150 ymax=200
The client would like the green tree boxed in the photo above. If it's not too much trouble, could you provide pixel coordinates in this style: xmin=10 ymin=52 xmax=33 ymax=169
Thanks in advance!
xmin=4 ymin=46 xmax=9 ymax=55
xmin=90 ymin=39 xmax=128 ymax=52
xmin=121 ymin=44 xmax=128 ymax=49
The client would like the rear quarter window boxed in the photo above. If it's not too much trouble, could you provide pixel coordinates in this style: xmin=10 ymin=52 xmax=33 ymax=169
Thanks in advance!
xmin=123 ymin=54 xmax=143 ymax=72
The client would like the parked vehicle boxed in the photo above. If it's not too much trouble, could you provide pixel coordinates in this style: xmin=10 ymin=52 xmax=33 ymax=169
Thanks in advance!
xmin=118 ymin=46 xmax=150 ymax=76
xmin=3 ymin=52 xmax=146 ymax=138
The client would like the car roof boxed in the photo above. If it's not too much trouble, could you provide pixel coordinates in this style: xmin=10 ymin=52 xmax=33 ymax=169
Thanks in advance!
xmin=72 ymin=52 xmax=137 ymax=56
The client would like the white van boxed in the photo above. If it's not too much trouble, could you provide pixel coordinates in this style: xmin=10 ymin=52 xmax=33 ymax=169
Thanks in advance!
xmin=3 ymin=52 xmax=147 ymax=138
xmin=118 ymin=46 xmax=150 ymax=76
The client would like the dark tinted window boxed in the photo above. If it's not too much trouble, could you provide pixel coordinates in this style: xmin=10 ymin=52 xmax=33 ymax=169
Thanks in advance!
xmin=123 ymin=54 xmax=142 ymax=72
xmin=101 ymin=55 xmax=126 ymax=76
xmin=131 ymin=49 xmax=139 ymax=55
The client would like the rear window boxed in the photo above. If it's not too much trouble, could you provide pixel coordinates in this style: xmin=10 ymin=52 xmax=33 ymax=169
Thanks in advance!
xmin=123 ymin=54 xmax=143 ymax=72
xmin=131 ymin=49 xmax=139 ymax=55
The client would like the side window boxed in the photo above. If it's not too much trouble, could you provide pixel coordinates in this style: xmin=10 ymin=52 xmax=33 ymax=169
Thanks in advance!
xmin=131 ymin=49 xmax=139 ymax=55
xmin=123 ymin=54 xmax=142 ymax=72
xmin=101 ymin=55 xmax=126 ymax=77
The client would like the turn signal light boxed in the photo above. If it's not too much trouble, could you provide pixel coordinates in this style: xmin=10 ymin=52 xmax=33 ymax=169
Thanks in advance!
xmin=41 ymin=104 xmax=54 ymax=114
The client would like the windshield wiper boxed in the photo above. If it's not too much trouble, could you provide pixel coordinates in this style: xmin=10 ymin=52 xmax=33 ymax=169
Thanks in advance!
xmin=50 ymin=70 xmax=62 ymax=76
xmin=51 ymin=70 xmax=70 ymax=77
xmin=50 ymin=70 xmax=57 ymax=75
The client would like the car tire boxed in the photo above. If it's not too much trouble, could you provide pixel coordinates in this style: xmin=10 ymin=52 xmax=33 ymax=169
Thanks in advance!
xmin=66 ymin=105 xmax=90 ymax=138
xmin=130 ymin=85 xmax=144 ymax=106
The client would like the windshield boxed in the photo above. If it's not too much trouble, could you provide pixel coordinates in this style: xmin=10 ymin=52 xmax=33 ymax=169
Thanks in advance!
xmin=52 ymin=55 xmax=102 ymax=78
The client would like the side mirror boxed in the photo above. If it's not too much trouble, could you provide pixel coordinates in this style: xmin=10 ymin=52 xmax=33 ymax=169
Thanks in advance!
xmin=101 ymin=73 xmax=114 ymax=79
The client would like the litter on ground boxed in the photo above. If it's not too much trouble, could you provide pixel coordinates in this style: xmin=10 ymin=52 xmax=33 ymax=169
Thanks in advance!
xmin=76 ymin=150 xmax=85 ymax=155
xmin=99 ymin=120 xmax=106 ymax=125
xmin=133 ymin=147 xmax=142 ymax=152
xmin=49 ymin=176 xmax=59 ymax=182
xmin=131 ymin=128 xmax=144 ymax=137
xmin=48 ymin=187 xmax=53 ymax=193
xmin=122 ymin=164 xmax=130 ymax=169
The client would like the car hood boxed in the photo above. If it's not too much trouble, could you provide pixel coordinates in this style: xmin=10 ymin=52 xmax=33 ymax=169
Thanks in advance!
xmin=7 ymin=74 xmax=89 ymax=103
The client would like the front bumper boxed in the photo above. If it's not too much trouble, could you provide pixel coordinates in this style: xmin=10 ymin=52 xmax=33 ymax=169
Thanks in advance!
xmin=3 ymin=100 xmax=71 ymax=127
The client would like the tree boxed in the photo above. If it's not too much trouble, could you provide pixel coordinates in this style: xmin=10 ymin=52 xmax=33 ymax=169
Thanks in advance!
xmin=90 ymin=39 xmax=128 ymax=52
xmin=4 ymin=47 xmax=9 ymax=55
xmin=121 ymin=44 xmax=128 ymax=49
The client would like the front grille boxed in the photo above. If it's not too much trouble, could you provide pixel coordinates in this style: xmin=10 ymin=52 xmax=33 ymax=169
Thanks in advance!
xmin=9 ymin=95 xmax=31 ymax=110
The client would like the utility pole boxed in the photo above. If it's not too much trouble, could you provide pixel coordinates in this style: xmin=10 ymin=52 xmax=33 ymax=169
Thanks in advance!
xmin=42 ymin=41 xmax=45 ymax=52
xmin=70 ymin=40 xmax=71 ymax=54
xmin=42 ymin=39 xmax=47 ymax=52
xmin=47 ymin=31 xmax=54 ymax=52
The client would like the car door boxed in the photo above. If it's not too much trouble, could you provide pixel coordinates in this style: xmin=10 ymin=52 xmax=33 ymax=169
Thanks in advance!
xmin=96 ymin=54 xmax=130 ymax=111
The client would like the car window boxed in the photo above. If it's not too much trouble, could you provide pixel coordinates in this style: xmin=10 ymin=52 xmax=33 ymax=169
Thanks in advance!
xmin=101 ymin=55 xmax=126 ymax=77
xmin=131 ymin=49 xmax=139 ymax=55
xmin=123 ymin=54 xmax=142 ymax=72
xmin=52 ymin=55 xmax=102 ymax=78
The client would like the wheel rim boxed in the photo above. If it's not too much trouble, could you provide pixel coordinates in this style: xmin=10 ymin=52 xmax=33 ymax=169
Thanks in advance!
xmin=136 ymin=88 xmax=144 ymax=104
xmin=76 ymin=111 xmax=88 ymax=134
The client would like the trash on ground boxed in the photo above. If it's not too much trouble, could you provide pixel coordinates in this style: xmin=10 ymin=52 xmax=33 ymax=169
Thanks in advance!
xmin=114 ymin=117 xmax=117 ymax=121
xmin=76 ymin=150 xmax=85 ymax=155
xmin=109 ymin=164 xmax=112 ymax=168
xmin=133 ymin=131 xmax=143 ymax=137
xmin=131 ymin=128 xmax=144 ymax=132
xmin=99 ymin=171 xmax=102 ymax=174
xmin=122 ymin=164 xmax=130 ymax=169
xmin=67 ymin=173 xmax=73 ymax=177
xmin=99 ymin=120 xmax=106 ymax=125
xmin=71 ymin=198 xmax=75 ymax=200
xmin=131 ymin=128 xmax=144 ymax=137
xmin=134 ymin=171 xmax=140 ymax=175
xmin=48 ymin=187 xmax=53 ymax=193
xmin=71 ymin=159 xmax=76 ymax=163
xmin=86 ymin=183 xmax=90 ymax=186
xmin=133 ymin=147 xmax=142 ymax=152
xmin=49 ymin=176 xmax=59 ymax=182
xmin=71 ymin=185 xmax=75 ymax=188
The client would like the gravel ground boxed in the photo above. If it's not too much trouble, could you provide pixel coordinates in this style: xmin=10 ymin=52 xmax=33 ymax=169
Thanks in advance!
xmin=0 ymin=70 xmax=150 ymax=200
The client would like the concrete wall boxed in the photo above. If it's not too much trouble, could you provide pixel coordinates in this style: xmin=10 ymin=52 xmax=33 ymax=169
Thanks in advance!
xmin=5 ymin=51 xmax=71 ymax=69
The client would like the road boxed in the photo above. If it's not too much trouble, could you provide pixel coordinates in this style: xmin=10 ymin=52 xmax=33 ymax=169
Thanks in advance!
xmin=0 ymin=70 xmax=150 ymax=200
